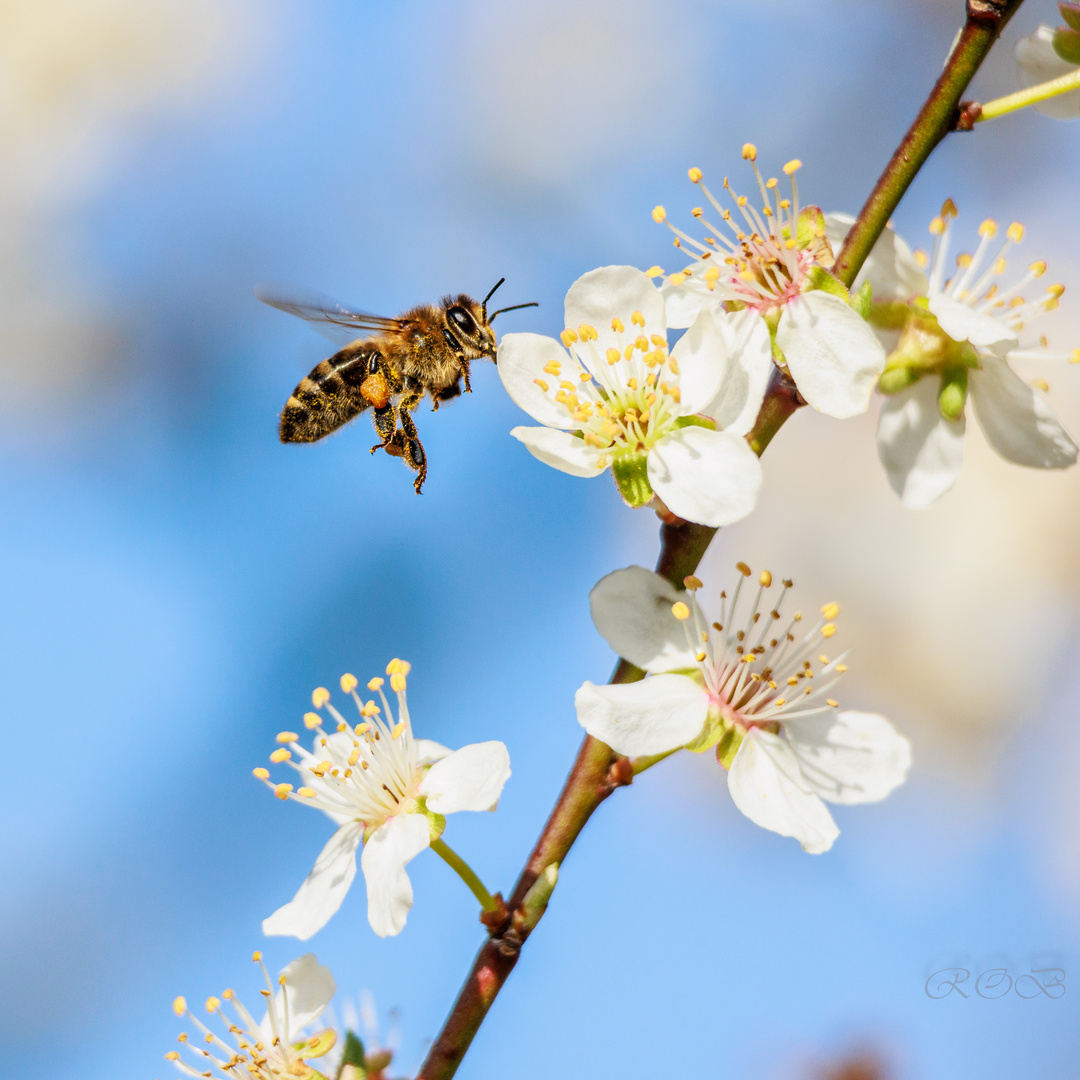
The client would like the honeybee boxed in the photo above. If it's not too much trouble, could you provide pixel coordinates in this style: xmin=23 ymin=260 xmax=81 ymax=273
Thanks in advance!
xmin=257 ymin=280 xmax=537 ymax=492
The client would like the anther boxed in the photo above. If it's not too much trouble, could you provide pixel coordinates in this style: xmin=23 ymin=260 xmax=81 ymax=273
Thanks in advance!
xmin=276 ymin=731 xmax=299 ymax=744
xmin=978 ymin=218 xmax=997 ymax=238
xmin=644 ymin=268 xmax=663 ymax=280
xmin=274 ymin=783 xmax=293 ymax=799
xmin=835 ymin=663 xmax=848 ymax=673
xmin=270 ymin=748 xmax=291 ymax=763
xmin=1007 ymin=222 xmax=1024 ymax=243
xmin=560 ymin=329 xmax=578 ymax=347
xmin=340 ymin=673 xmax=358 ymax=693
xmin=391 ymin=721 xmax=407 ymax=739
xmin=206 ymin=997 xmax=221 ymax=1012
xmin=297 ymin=787 xmax=317 ymax=798
xmin=688 ymin=166 xmax=703 ymax=182
xmin=672 ymin=602 xmax=691 ymax=621
xmin=312 ymin=687 xmax=330 ymax=708
xmin=820 ymin=602 xmax=840 ymax=620
xmin=367 ymin=677 xmax=384 ymax=691
xmin=941 ymin=198 xmax=958 ymax=218
xmin=251 ymin=951 xmax=262 ymax=962
xmin=741 ymin=143 xmax=757 ymax=161
xmin=252 ymin=767 xmax=270 ymax=780
xmin=736 ymin=561 xmax=751 ymax=576
xmin=1030 ymin=261 xmax=1047 ymax=277
xmin=173 ymin=996 xmax=187 ymax=1016
xmin=759 ymin=570 xmax=772 ymax=587
xmin=303 ymin=711 xmax=321 ymax=729
xmin=691 ymin=206 xmax=703 ymax=218
xmin=652 ymin=206 xmax=667 ymax=223
xmin=826 ymin=699 xmax=839 ymax=708
xmin=783 ymin=159 xmax=802 ymax=174
xmin=631 ymin=310 xmax=646 ymax=327
xmin=683 ymin=575 xmax=702 ymax=591
xmin=390 ymin=672 xmax=407 ymax=692
xmin=821 ymin=623 xmax=837 ymax=638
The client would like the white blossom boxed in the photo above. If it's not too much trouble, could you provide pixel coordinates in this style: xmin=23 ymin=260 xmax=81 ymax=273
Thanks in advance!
xmin=167 ymin=953 xmax=338 ymax=1080
xmin=498 ymin=264 xmax=766 ymax=526
xmin=576 ymin=565 xmax=911 ymax=853
xmin=655 ymin=147 xmax=886 ymax=419
xmin=258 ymin=661 xmax=510 ymax=939
xmin=826 ymin=204 xmax=1079 ymax=508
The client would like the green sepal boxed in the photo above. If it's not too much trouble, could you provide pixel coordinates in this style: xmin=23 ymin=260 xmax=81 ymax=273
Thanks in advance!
xmin=1061 ymin=1 xmax=1080 ymax=33
xmin=804 ymin=265 xmax=850 ymax=301
xmin=878 ymin=366 xmax=924 ymax=395
xmin=849 ymin=280 xmax=873 ymax=320
xmin=684 ymin=714 xmax=724 ymax=754
xmin=867 ymin=301 xmax=913 ymax=330
xmin=1053 ymin=25 xmax=1080 ymax=63
xmin=938 ymin=365 xmax=969 ymax=421
xmin=673 ymin=414 xmax=717 ymax=431
xmin=340 ymin=1031 xmax=366 ymax=1069
xmin=796 ymin=206 xmax=826 ymax=250
xmin=611 ymin=450 xmax=654 ymax=508
xmin=715 ymin=725 xmax=745 ymax=771
xmin=425 ymin=808 xmax=447 ymax=841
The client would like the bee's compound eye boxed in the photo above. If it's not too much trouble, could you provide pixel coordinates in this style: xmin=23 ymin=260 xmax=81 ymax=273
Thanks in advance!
xmin=448 ymin=306 xmax=475 ymax=334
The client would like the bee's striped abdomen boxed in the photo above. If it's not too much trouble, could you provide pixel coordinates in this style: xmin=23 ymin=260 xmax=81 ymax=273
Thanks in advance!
xmin=279 ymin=346 xmax=377 ymax=443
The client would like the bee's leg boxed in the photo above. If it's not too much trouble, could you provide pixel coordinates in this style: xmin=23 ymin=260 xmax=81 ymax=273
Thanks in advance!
xmin=370 ymin=402 xmax=398 ymax=454
xmin=462 ymin=360 xmax=472 ymax=394
xmin=432 ymin=380 xmax=462 ymax=411
xmin=397 ymin=408 xmax=428 ymax=494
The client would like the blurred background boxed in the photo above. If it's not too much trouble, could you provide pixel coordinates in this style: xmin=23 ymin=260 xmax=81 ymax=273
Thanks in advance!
xmin=1 ymin=0 xmax=1078 ymax=1076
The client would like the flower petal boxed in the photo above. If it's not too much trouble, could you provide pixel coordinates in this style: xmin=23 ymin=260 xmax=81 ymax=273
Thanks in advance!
xmin=497 ymin=333 xmax=576 ymax=428
xmin=727 ymin=730 xmax=839 ymax=853
xmin=267 ymin=954 xmax=337 ymax=1036
xmin=575 ymin=675 xmax=708 ymax=756
xmin=660 ymin=271 xmax=716 ymax=329
xmin=676 ymin=307 xmax=772 ymax=434
xmin=647 ymin=426 xmax=762 ymax=527
xmin=1015 ymin=26 xmax=1080 ymax=119
xmin=928 ymin=293 xmax=1018 ymax=355
xmin=784 ymin=711 xmax=912 ymax=805
xmin=876 ymin=376 xmax=966 ymax=508
xmin=360 ymin=813 xmax=431 ymax=938
xmin=823 ymin=212 xmax=929 ymax=302
xmin=564 ymin=265 xmax=666 ymax=358
xmin=510 ymin=426 xmax=606 ymax=477
xmin=969 ymin=354 xmax=1079 ymax=468
xmin=776 ymin=290 xmax=886 ymax=418
xmin=414 ymin=739 xmax=452 ymax=766
xmin=589 ymin=565 xmax=700 ymax=672
xmin=419 ymin=741 xmax=511 ymax=813
xmin=262 ymin=821 xmax=363 ymax=941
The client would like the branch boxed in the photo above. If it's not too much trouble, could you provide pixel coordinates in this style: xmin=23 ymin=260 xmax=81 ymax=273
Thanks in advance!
xmin=417 ymin=6 xmax=1026 ymax=1073
xmin=833 ymin=0 xmax=1026 ymax=289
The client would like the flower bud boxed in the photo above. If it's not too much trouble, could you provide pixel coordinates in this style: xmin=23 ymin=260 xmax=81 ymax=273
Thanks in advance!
xmin=1060 ymin=1 xmax=1080 ymax=32
xmin=1053 ymin=25 xmax=1080 ymax=64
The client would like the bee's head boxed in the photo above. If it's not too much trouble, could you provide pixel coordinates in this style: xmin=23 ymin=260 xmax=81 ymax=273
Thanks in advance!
xmin=478 ymin=278 xmax=540 ymax=363
xmin=445 ymin=296 xmax=497 ymax=360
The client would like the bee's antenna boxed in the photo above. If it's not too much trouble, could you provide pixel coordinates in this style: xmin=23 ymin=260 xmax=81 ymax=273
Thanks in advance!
xmin=489 ymin=301 xmax=539 ymax=322
xmin=481 ymin=278 xmax=506 ymax=321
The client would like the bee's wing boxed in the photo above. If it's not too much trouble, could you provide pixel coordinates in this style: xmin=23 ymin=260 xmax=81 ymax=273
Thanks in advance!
xmin=256 ymin=285 xmax=408 ymax=348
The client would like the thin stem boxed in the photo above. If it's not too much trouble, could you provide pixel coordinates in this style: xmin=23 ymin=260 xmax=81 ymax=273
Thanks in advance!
xmin=631 ymin=748 xmax=679 ymax=775
xmin=430 ymin=837 xmax=498 ymax=913
xmin=977 ymin=67 xmax=1080 ymax=119
xmin=833 ymin=0 xmax=1027 ymax=289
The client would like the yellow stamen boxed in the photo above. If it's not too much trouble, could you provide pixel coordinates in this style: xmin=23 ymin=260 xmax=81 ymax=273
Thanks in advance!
xmin=297 ymin=787 xmax=317 ymax=798
xmin=173 ymin=997 xmax=187 ymax=1016
xmin=303 ymin=711 xmax=321 ymax=729
xmin=652 ymin=205 xmax=667 ymax=223
xmin=736 ymin=561 xmax=751 ymax=576
xmin=644 ymin=267 xmax=663 ymax=279
xmin=252 ymin=767 xmax=269 ymax=780
xmin=392 ymin=721 xmax=407 ymax=739
xmin=367 ymin=677 xmax=384 ymax=691
xmin=276 ymin=731 xmax=298 ymax=744
xmin=741 ymin=143 xmax=757 ymax=161
xmin=340 ymin=673 xmax=358 ymax=693
xmin=672 ymin=601 xmax=691 ymax=621
xmin=274 ymin=783 xmax=293 ymax=799
xmin=683 ymin=575 xmax=702 ymax=591
xmin=820 ymin=602 xmax=840 ymax=620
xmin=826 ymin=699 xmax=839 ymax=708
xmin=821 ymin=623 xmax=837 ymax=638
xmin=783 ymin=159 xmax=802 ymax=174
xmin=978 ymin=218 xmax=997 ymax=238
xmin=1007 ymin=221 xmax=1024 ymax=243
xmin=270 ymin=748 xmax=291 ymax=763
xmin=759 ymin=570 xmax=772 ymax=587
xmin=688 ymin=166 xmax=703 ymax=182
xmin=312 ymin=687 xmax=330 ymax=708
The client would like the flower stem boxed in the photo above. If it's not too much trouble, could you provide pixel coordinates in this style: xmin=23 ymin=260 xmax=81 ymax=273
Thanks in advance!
xmin=976 ymin=67 xmax=1080 ymax=120
xmin=430 ymin=837 xmax=498 ymax=913
xmin=832 ymin=0 xmax=1028 ymax=289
